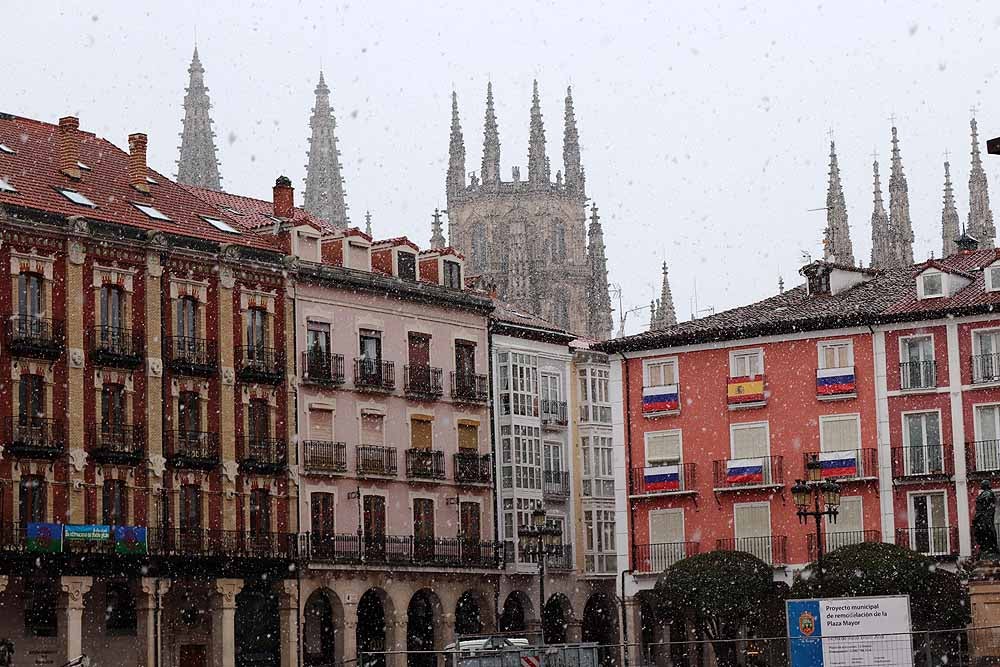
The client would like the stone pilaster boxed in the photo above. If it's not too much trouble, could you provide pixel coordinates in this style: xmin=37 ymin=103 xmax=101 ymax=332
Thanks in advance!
xmin=137 ymin=578 xmax=170 ymax=667
xmin=59 ymin=576 xmax=93 ymax=663
xmin=279 ymin=580 xmax=299 ymax=667
xmin=211 ymin=578 xmax=244 ymax=667
xmin=218 ymin=269 xmax=237 ymax=529
xmin=145 ymin=253 xmax=165 ymax=493
xmin=387 ymin=617 xmax=407 ymax=667
xmin=66 ymin=241 xmax=86 ymax=522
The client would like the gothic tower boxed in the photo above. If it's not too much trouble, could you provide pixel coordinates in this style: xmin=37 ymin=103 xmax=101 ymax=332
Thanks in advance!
xmin=968 ymin=117 xmax=995 ymax=248
xmin=870 ymin=159 xmax=894 ymax=269
xmin=176 ymin=47 xmax=222 ymax=190
xmin=649 ymin=261 xmax=677 ymax=331
xmin=823 ymin=141 xmax=854 ymax=265
xmin=941 ymin=161 xmax=961 ymax=258
xmin=888 ymin=126 xmax=915 ymax=266
xmin=444 ymin=82 xmax=612 ymax=339
xmin=304 ymin=71 xmax=350 ymax=228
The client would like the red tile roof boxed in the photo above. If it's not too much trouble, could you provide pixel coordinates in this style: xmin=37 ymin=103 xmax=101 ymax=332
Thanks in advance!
xmin=0 ymin=113 xmax=278 ymax=251
xmin=183 ymin=184 xmax=331 ymax=233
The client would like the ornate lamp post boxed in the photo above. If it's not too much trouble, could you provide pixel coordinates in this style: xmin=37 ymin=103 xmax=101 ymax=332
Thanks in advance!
xmin=792 ymin=456 xmax=842 ymax=593
xmin=518 ymin=507 xmax=562 ymax=644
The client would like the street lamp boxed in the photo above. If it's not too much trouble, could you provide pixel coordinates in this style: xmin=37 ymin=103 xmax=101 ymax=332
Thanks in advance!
xmin=793 ymin=455 xmax=842 ymax=593
xmin=518 ymin=507 xmax=562 ymax=644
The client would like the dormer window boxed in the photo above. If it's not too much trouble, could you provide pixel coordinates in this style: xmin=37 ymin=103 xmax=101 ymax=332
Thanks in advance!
xmin=987 ymin=265 xmax=1000 ymax=293
xmin=920 ymin=271 xmax=944 ymax=299
xmin=397 ymin=252 xmax=417 ymax=281
xmin=807 ymin=270 xmax=830 ymax=296
xmin=443 ymin=260 xmax=462 ymax=289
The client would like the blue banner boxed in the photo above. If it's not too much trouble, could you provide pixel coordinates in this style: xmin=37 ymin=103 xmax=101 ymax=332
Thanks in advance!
xmin=64 ymin=524 xmax=112 ymax=542
xmin=787 ymin=599 xmax=823 ymax=667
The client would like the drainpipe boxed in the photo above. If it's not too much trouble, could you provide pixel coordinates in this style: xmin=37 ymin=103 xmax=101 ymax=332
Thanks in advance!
xmin=621 ymin=353 xmax=634 ymax=667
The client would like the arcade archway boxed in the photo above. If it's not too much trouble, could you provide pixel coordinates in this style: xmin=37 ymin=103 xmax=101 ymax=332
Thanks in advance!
xmin=582 ymin=592 xmax=619 ymax=667
xmin=358 ymin=589 xmax=390 ymax=667
xmin=542 ymin=594 xmax=573 ymax=644
xmin=304 ymin=588 xmax=343 ymax=666
xmin=407 ymin=589 xmax=442 ymax=667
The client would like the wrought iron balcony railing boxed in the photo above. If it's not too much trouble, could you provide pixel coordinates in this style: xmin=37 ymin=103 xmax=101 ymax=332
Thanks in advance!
xmin=90 ymin=424 xmax=144 ymax=465
xmin=148 ymin=529 xmax=299 ymax=560
xmin=301 ymin=350 xmax=345 ymax=386
xmin=451 ymin=372 xmax=488 ymax=402
xmin=91 ymin=325 xmax=144 ymax=368
xmin=5 ymin=315 xmax=65 ymax=359
xmin=633 ymin=541 xmax=700 ymax=573
xmin=806 ymin=529 xmax=879 ymax=560
xmin=972 ymin=353 xmax=1000 ymax=384
xmin=354 ymin=359 xmax=395 ymax=392
xmin=895 ymin=526 xmax=958 ymax=557
xmin=406 ymin=449 xmax=446 ymax=480
xmin=357 ymin=445 xmax=398 ymax=477
xmin=715 ymin=535 xmax=787 ymax=566
xmin=237 ymin=345 xmax=285 ymax=384
xmin=890 ymin=444 xmax=953 ymax=480
xmin=800 ymin=449 xmax=877 ymax=481
xmin=712 ymin=455 xmax=783 ymax=489
xmin=4 ymin=416 xmax=65 ymax=459
xmin=302 ymin=440 xmax=347 ymax=473
xmin=543 ymin=469 xmax=571 ymax=499
xmin=900 ymin=360 xmax=937 ymax=390
xmin=166 ymin=430 xmax=220 ymax=470
xmin=239 ymin=437 xmax=287 ymax=473
xmin=302 ymin=533 xmax=504 ymax=569
xmin=541 ymin=400 xmax=568 ymax=426
xmin=165 ymin=336 xmax=218 ymax=376
xmin=454 ymin=452 xmax=491 ymax=485
xmin=631 ymin=463 xmax=696 ymax=495
xmin=404 ymin=365 xmax=444 ymax=399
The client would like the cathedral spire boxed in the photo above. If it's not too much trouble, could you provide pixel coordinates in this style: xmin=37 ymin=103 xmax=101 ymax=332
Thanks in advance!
xmin=586 ymin=203 xmax=613 ymax=340
xmin=563 ymin=86 xmax=584 ymax=197
xmin=430 ymin=208 xmax=446 ymax=248
xmin=527 ymin=80 xmax=548 ymax=186
xmin=446 ymin=91 xmax=466 ymax=201
xmin=304 ymin=70 xmax=350 ymax=228
xmin=650 ymin=262 xmax=677 ymax=331
xmin=888 ymin=125 xmax=914 ymax=265
xmin=823 ymin=141 xmax=854 ymax=265
xmin=942 ymin=161 xmax=961 ymax=258
xmin=968 ymin=116 xmax=995 ymax=248
xmin=481 ymin=82 xmax=501 ymax=185
xmin=176 ymin=46 xmax=222 ymax=190
xmin=870 ymin=158 xmax=894 ymax=269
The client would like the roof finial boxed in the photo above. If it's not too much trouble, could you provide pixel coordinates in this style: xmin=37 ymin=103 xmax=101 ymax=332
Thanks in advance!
xmin=364 ymin=210 xmax=372 ymax=237
xmin=528 ymin=80 xmax=547 ymax=186
xmin=430 ymin=208 xmax=446 ymax=248
xmin=481 ymin=82 xmax=500 ymax=185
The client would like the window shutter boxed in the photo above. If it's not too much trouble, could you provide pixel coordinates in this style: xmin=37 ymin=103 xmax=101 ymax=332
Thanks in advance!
xmin=649 ymin=511 xmax=684 ymax=543
xmin=821 ymin=417 xmax=859 ymax=452
xmin=734 ymin=504 xmax=770 ymax=538
xmin=828 ymin=496 xmax=862 ymax=533
xmin=309 ymin=409 xmax=334 ymax=441
xmin=458 ymin=423 xmax=478 ymax=451
xmin=732 ymin=425 xmax=767 ymax=458
xmin=411 ymin=418 xmax=432 ymax=449
xmin=361 ymin=413 xmax=384 ymax=445
xmin=646 ymin=432 xmax=681 ymax=463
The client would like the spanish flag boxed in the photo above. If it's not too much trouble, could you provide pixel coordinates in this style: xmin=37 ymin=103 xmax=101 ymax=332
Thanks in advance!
xmin=727 ymin=375 xmax=765 ymax=404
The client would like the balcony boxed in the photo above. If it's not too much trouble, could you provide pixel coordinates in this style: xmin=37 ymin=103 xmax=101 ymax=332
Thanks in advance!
xmin=972 ymin=353 xmax=1000 ymax=384
xmin=4 ymin=416 xmax=65 ymax=460
xmin=517 ymin=543 xmax=574 ymax=571
xmin=91 ymin=326 xmax=143 ymax=368
xmin=404 ymin=365 xmax=444 ymax=399
xmin=715 ymin=535 xmax=787 ymax=566
xmin=641 ymin=384 xmax=680 ymax=416
xmin=900 ymin=360 xmax=937 ymax=390
xmin=239 ymin=437 xmax=287 ymax=474
xmin=891 ymin=444 xmax=953 ymax=481
xmin=357 ymin=445 xmax=398 ymax=477
xmin=406 ymin=449 xmax=446 ymax=480
xmin=816 ymin=366 xmax=857 ymax=399
xmin=454 ymin=452 xmax=491 ymax=485
xmin=303 ymin=533 xmax=504 ymax=569
xmin=895 ymin=526 xmax=958 ymax=558
xmin=801 ymin=449 xmax=877 ymax=482
xmin=5 ymin=316 xmax=65 ymax=360
xmin=633 ymin=542 xmax=699 ymax=574
xmin=541 ymin=400 xmax=568 ymax=427
xmin=148 ymin=529 xmax=299 ymax=560
xmin=166 ymin=430 xmax=220 ymax=470
xmin=726 ymin=374 xmax=766 ymax=409
xmin=302 ymin=440 xmax=347 ymax=473
xmin=631 ymin=463 xmax=696 ymax=495
xmin=353 ymin=359 xmax=395 ymax=392
xmin=301 ymin=351 xmax=345 ymax=386
xmin=967 ymin=440 xmax=1000 ymax=478
xmin=451 ymin=372 xmax=488 ymax=403
xmin=806 ymin=530 xmax=880 ymax=560
xmin=237 ymin=345 xmax=285 ymax=384
xmin=543 ymin=469 xmax=571 ymax=499
xmin=90 ymin=424 xmax=144 ymax=465
xmin=165 ymin=336 xmax=217 ymax=377
xmin=712 ymin=455 xmax=783 ymax=490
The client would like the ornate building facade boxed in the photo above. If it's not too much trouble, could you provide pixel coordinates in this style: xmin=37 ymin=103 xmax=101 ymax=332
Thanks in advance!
xmin=444 ymin=83 xmax=613 ymax=340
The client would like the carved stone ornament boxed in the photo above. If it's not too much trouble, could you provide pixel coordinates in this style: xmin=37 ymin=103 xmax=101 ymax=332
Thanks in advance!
xmin=148 ymin=454 xmax=166 ymax=478
xmin=213 ymin=579 xmax=244 ymax=607
xmin=69 ymin=448 xmax=88 ymax=473
xmin=219 ymin=266 xmax=236 ymax=289
xmin=68 ymin=216 xmax=90 ymax=236
xmin=220 ymin=244 xmax=242 ymax=263
xmin=223 ymin=460 xmax=239 ymax=483
xmin=147 ymin=231 xmax=169 ymax=248
xmin=221 ymin=367 xmax=235 ymax=386
xmin=146 ymin=253 xmax=163 ymax=278
xmin=147 ymin=358 xmax=163 ymax=378
xmin=282 ymin=254 xmax=301 ymax=272
xmin=69 ymin=348 xmax=85 ymax=369
xmin=67 ymin=240 xmax=87 ymax=265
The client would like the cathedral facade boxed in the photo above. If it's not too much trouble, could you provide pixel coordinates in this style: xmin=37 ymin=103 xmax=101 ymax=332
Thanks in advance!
xmin=445 ymin=82 xmax=613 ymax=340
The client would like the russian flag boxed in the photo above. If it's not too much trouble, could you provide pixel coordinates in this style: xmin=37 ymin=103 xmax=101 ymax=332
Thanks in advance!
xmin=817 ymin=366 xmax=856 ymax=396
xmin=644 ymin=465 xmax=680 ymax=492
xmin=643 ymin=384 xmax=679 ymax=413
xmin=819 ymin=451 xmax=858 ymax=478
xmin=726 ymin=457 xmax=765 ymax=484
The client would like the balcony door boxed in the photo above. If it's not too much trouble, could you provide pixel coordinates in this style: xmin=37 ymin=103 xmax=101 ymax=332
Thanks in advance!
xmin=910 ymin=493 xmax=948 ymax=555
xmin=248 ymin=399 xmax=270 ymax=449
xmin=178 ymin=392 xmax=201 ymax=435
xmin=102 ymin=479 xmax=127 ymax=527
xmin=306 ymin=323 xmax=331 ymax=378
xmin=975 ymin=330 xmax=1000 ymax=381
xmin=99 ymin=285 xmax=126 ymax=349
xmin=902 ymin=336 xmax=934 ymax=388
xmin=177 ymin=297 xmax=198 ymax=340
xmin=102 ymin=384 xmax=127 ymax=438
xmin=19 ymin=476 xmax=45 ymax=527
xmin=734 ymin=502 xmax=772 ymax=565
xmin=541 ymin=374 xmax=560 ymax=414
xmin=461 ymin=502 xmax=482 ymax=562
xmin=903 ymin=412 xmax=942 ymax=474
xmin=455 ymin=341 xmax=476 ymax=379
xmin=18 ymin=375 xmax=44 ymax=424
xmin=359 ymin=329 xmax=382 ymax=384
xmin=17 ymin=273 xmax=44 ymax=327
xmin=250 ymin=488 xmax=271 ymax=549
xmin=408 ymin=333 xmax=431 ymax=389
xmin=180 ymin=485 xmax=202 ymax=550
xmin=413 ymin=498 xmax=434 ymax=561
xmin=824 ymin=496 xmax=863 ymax=551
xmin=544 ymin=442 xmax=564 ymax=482
xmin=310 ymin=493 xmax=335 ymax=554
xmin=975 ymin=405 xmax=1000 ymax=472
xmin=648 ymin=510 xmax=685 ymax=571
xmin=246 ymin=308 xmax=267 ymax=354
xmin=363 ymin=495 xmax=386 ymax=561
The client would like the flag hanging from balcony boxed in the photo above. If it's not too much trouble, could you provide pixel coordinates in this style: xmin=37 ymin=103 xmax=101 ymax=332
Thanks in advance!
xmin=644 ymin=465 xmax=680 ymax=492
xmin=26 ymin=522 xmax=63 ymax=554
xmin=727 ymin=376 xmax=765 ymax=404
xmin=726 ymin=457 xmax=765 ymax=484
xmin=816 ymin=367 xmax=856 ymax=396
xmin=818 ymin=451 xmax=858 ymax=478
xmin=642 ymin=384 xmax=679 ymax=413
xmin=114 ymin=526 xmax=148 ymax=555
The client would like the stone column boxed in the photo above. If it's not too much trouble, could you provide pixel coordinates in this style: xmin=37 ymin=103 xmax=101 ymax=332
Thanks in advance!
xmin=279 ymin=580 xmax=299 ymax=667
xmin=388 ymin=616 xmax=408 ymax=667
xmin=59 ymin=576 xmax=93 ymax=663
xmin=342 ymin=618 xmax=358 ymax=666
xmin=138 ymin=578 xmax=171 ymax=667
xmin=211 ymin=578 xmax=244 ymax=667
xmin=566 ymin=620 xmax=583 ymax=643
xmin=624 ymin=598 xmax=642 ymax=667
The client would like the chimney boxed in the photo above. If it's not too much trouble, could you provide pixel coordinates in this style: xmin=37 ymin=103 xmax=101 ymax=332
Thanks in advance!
xmin=58 ymin=116 xmax=81 ymax=180
xmin=273 ymin=175 xmax=294 ymax=219
xmin=128 ymin=133 xmax=150 ymax=194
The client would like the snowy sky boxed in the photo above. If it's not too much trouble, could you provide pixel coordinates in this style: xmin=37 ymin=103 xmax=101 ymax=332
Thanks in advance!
xmin=5 ymin=1 xmax=1000 ymax=335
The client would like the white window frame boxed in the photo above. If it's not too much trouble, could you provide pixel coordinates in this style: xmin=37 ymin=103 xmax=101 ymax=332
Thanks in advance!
xmin=905 ymin=490 xmax=950 ymax=555
xmin=729 ymin=348 xmax=764 ymax=378
xmin=817 ymin=339 xmax=854 ymax=370
xmin=732 ymin=501 xmax=773 ymax=564
xmin=987 ymin=264 xmax=1000 ymax=293
xmin=644 ymin=429 xmax=683 ymax=466
xmin=729 ymin=421 xmax=770 ymax=459
xmin=972 ymin=402 xmax=1000 ymax=473
xmin=898 ymin=334 xmax=934 ymax=364
xmin=643 ymin=357 xmax=678 ymax=387
xmin=918 ymin=270 xmax=944 ymax=299
xmin=647 ymin=508 xmax=686 ymax=570
xmin=901 ymin=409 xmax=943 ymax=448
